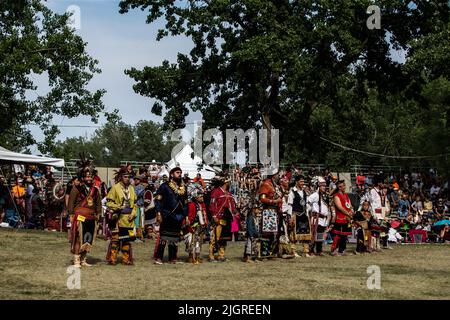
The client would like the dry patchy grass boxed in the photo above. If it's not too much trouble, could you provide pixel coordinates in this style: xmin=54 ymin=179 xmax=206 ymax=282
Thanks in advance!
xmin=0 ymin=228 xmax=449 ymax=300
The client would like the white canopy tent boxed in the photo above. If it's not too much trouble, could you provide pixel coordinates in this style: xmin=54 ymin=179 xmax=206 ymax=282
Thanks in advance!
xmin=165 ymin=144 xmax=217 ymax=180
xmin=0 ymin=147 xmax=65 ymax=229
xmin=0 ymin=146 xmax=65 ymax=167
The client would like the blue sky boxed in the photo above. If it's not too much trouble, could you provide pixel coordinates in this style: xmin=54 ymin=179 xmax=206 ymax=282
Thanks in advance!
xmin=30 ymin=0 xmax=201 ymax=150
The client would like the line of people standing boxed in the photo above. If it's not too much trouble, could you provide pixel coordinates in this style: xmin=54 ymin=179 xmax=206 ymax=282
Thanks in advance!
xmin=66 ymin=157 xmax=239 ymax=267
xmin=66 ymin=154 xmax=400 ymax=268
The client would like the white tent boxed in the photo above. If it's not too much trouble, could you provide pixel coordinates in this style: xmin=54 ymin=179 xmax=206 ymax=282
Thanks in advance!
xmin=157 ymin=168 xmax=169 ymax=178
xmin=166 ymin=144 xmax=217 ymax=180
xmin=0 ymin=146 xmax=65 ymax=167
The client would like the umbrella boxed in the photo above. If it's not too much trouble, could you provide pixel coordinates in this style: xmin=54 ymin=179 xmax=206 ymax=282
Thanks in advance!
xmin=390 ymin=220 xmax=401 ymax=229
xmin=433 ymin=220 xmax=450 ymax=227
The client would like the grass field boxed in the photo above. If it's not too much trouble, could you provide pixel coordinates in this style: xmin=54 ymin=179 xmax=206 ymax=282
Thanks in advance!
xmin=0 ymin=228 xmax=449 ymax=300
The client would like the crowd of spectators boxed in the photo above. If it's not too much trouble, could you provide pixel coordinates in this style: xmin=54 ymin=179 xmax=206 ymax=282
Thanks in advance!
xmin=0 ymin=165 xmax=65 ymax=230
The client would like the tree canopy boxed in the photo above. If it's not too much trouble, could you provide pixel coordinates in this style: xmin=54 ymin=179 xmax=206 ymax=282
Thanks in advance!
xmin=119 ymin=0 xmax=450 ymax=172
xmin=0 ymin=0 xmax=117 ymax=154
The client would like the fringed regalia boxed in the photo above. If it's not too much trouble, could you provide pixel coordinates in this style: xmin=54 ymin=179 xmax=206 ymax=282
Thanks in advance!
xmin=257 ymin=178 xmax=281 ymax=259
xmin=307 ymin=189 xmax=331 ymax=255
xmin=208 ymin=185 xmax=235 ymax=261
xmin=68 ymin=185 xmax=101 ymax=254
xmin=243 ymin=204 xmax=262 ymax=261
xmin=288 ymin=186 xmax=311 ymax=255
xmin=67 ymin=153 xmax=101 ymax=267
xmin=105 ymin=181 xmax=137 ymax=265
xmin=353 ymin=210 xmax=372 ymax=253
xmin=185 ymin=201 xmax=208 ymax=263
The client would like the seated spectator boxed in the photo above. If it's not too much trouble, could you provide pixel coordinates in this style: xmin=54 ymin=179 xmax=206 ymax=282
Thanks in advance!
xmin=0 ymin=176 xmax=7 ymax=224
xmin=329 ymin=175 xmax=337 ymax=193
xmin=433 ymin=199 xmax=446 ymax=220
xmin=387 ymin=184 xmax=399 ymax=211
xmin=413 ymin=178 xmax=424 ymax=191
xmin=444 ymin=198 xmax=450 ymax=216
xmin=388 ymin=226 xmax=404 ymax=243
xmin=193 ymin=173 xmax=205 ymax=188
xmin=423 ymin=196 xmax=433 ymax=214
xmin=392 ymin=180 xmax=400 ymax=191
xmin=430 ymin=182 xmax=440 ymax=199
xmin=411 ymin=195 xmax=424 ymax=215
xmin=365 ymin=171 xmax=373 ymax=187
xmin=398 ymin=192 xmax=411 ymax=219
xmin=356 ymin=171 xmax=365 ymax=190
xmin=440 ymin=224 xmax=450 ymax=243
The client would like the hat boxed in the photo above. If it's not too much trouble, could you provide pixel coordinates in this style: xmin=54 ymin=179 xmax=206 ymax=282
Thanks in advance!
xmin=76 ymin=152 xmax=95 ymax=179
xmin=210 ymin=173 xmax=230 ymax=187
xmin=113 ymin=166 xmax=129 ymax=182
xmin=261 ymin=166 xmax=279 ymax=177
xmin=187 ymin=183 xmax=204 ymax=200
xmin=317 ymin=176 xmax=326 ymax=186
xmin=170 ymin=167 xmax=182 ymax=175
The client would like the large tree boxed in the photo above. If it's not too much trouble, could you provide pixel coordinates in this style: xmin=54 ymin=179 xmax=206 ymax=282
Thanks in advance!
xmin=0 ymin=0 xmax=116 ymax=153
xmin=119 ymin=0 xmax=449 ymax=170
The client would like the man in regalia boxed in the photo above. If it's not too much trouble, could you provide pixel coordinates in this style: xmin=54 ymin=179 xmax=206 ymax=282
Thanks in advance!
xmin=153 ymin=167 xmax=187 ymax=264
xmin=67 ymin=155 xmax=102 ymax=268
xmin=105 ymin=168 xmax=137 ymax=265
xmin=331 ymin=180 xmax=354 ymax=256
xmin=307 ymin=177 xmax=332 ymax=256
xmin=208 ymin=176 xmax=236 ymax=262
xmin=287 ymin=175 xmax=313 ymax=257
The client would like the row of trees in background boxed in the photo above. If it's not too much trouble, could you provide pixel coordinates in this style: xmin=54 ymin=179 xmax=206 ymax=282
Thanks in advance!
xmin=52 ymin=120 xmax=175 ymax=167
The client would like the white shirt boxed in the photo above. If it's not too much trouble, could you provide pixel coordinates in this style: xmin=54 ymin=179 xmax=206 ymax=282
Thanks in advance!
xmin=287 ymin=186 xmax=307 ymax=217
xmin=430 ymin=186 xmax=440 ymax=195
xmin=368 ymin=187 xmax=382 ymax=210
xmin=413 ymin=181 xmax=423 ymax=190
xmin=368 ymin=187 xmax=389 ymax=220
xmin=26 ymin=184 xmax=34 ymax=197
xmin=307 ymin=191 xmax=330 ymax=227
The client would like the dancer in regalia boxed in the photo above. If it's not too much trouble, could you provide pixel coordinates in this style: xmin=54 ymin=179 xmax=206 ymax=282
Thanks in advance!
xmin=185 ymin=183 xmax=209 ymax=264
xmin=257 ymin=168 xmax=282 ymax=259
xmin=353 ymin=200 xmax=373 ymax=254
xmin=208 ymin=176 xmax=236 ymax=262
xmin=105 ymin=167 xmax=137 ymax=265
xmin=287 ymin=175 xmax=313 ymax=257
xmin=153 ymin=167 xmax=187 ymax=264
xmin=67 ymin=155 xmax=102 ymax=268
xmin=307 ymin=177 xmax=332 ymax=256
xmin=331 ymin=180 xmax=354 ymax=256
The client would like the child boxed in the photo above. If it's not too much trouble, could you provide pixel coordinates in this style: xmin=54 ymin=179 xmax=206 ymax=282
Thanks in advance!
xmin=185 ymin=183 xmax=209 ymax=264
xmin=388 ymin=225 xmax=404 ymax=243
xmin=353 ymin=201 xmax=372 ymax=254
xmin=411 ymin=195 xmax=424 ymax=215
xmin=398 ymin=192 xmax=410 ymax=219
